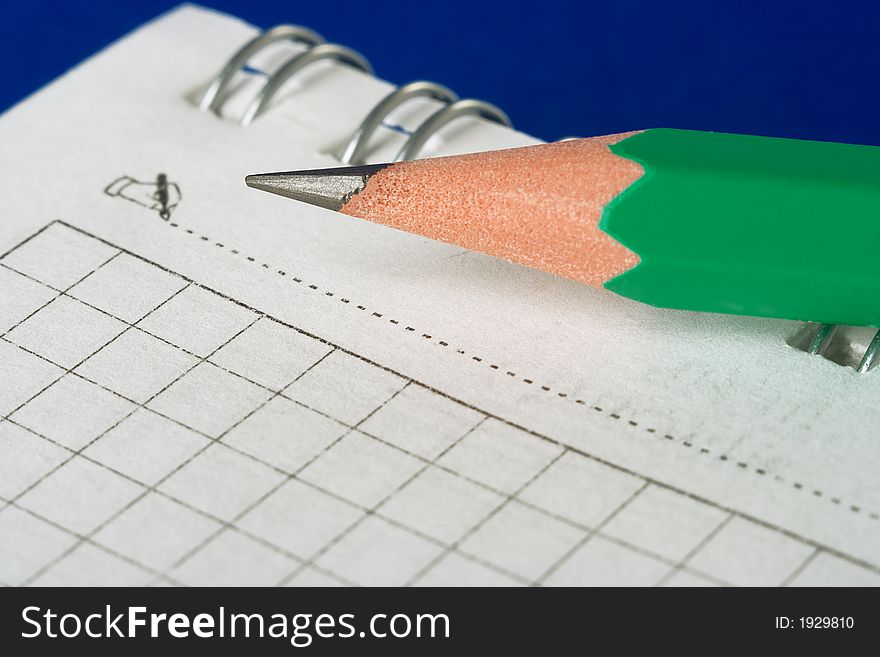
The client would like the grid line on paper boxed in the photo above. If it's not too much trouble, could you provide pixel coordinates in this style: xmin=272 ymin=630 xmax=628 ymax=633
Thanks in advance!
xmin=779 ymin=549 xmax=821 ymax=587
xmin=153 ymin=216 xmax=880 ymax=514
xmin=59 ymin=219 xmax=879 ymax=525
xmin=2 ymin=281 xmax=199 ymax=506
xmin=162 ymin=348 xmax=347 ymax=571
xmin=1 ymin=498 xmax=181 ymax=586
xmin=266 ymin=383 xmax=437 ymax=586
xmin=0 ymin=250 xmax=123 ymax=397
xmin=283 ymin=415 xmax=494 ymax=587
xmin=3 ymin=338 xmax=516 ymax=585
xmin=407 ymin=449 xmax=568 ymax=586
xmin=4 ymin=320 xmax=738 ymax=573
xmin=655 ymin=515 xmax=734 ymax=587
xmin=14 ymin=291 xmax=263 ymax=585
xmin=6 ymin=241 xmax=868 ymax=520
xmin=0 ymin=221 xmax=877 ymax=588
xmin=533 ymin=481 xmax=650 ymax=585
xmin=1 ymin=369 xmax=723 ymax=588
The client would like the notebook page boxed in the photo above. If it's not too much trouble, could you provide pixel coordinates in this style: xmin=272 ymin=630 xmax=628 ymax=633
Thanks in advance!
xmin=0 ymin=5 xmax=877 ymax=586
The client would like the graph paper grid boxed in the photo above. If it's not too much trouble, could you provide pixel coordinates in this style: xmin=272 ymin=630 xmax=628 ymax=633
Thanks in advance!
xmin=1 ymin=221 xmax=878 ymax=587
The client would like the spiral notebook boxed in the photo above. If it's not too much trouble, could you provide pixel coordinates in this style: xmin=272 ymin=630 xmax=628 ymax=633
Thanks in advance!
xmin=1 ymin=5 xmax=878 ymax=587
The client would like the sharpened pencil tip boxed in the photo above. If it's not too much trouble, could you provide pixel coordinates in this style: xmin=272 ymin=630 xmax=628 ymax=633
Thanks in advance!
xmin=244 ymin=163 xmax=391 ymax=211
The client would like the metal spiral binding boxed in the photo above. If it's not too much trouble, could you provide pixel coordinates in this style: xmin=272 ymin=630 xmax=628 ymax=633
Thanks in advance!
xmin=806 ymin=323 xmax=880 ymax=373
xmin=340 ymin=81 xmax=459 ymax=165
xmin=861 ymin=332 xmax=880 ymax=373
xmin=240 ymin=44 xmax=373 ymax=126
xmin=198 ymin=25 xmax=325 ymax=114
xmin=199 ymin=26 xmax=371 ymax=124
xmin=201 ymin=26 xmax=510 ymax=164
xmin=341 ymin=85 xmax=513 ymax=164
xmin=394 ymin=99 xmax=511 ymax=161
xmin=343 ymin=85 xmax=511 ymax=163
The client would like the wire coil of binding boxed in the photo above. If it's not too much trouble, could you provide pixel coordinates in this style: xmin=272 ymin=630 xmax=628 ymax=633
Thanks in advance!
xmin=200 ymin=24 xmax=513 ymax=164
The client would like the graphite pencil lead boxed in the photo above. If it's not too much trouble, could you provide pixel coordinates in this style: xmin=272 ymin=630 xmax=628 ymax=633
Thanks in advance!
xmin=245 ymin=163 xmax=390 ymax=211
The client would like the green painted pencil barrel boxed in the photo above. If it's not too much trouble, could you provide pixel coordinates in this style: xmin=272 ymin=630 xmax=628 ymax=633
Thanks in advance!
xmin=602 ymin=128 xmax=880 ymax=326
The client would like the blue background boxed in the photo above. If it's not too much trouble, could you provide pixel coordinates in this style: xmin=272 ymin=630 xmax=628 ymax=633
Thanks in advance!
xmin=3 ymin=1 xmax=878 ymax=145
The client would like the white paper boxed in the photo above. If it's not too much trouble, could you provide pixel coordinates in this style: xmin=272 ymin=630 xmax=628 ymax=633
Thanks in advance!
xmin=0 ymin=5 xmax=878 ymax=586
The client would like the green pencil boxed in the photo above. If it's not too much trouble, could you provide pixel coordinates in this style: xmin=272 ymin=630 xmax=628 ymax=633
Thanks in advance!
xmin=245 ymin=128 xmax=880 ymax=328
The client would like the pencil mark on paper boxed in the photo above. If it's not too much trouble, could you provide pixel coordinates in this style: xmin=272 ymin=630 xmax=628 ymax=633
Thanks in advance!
xmin=104 ymin=174 xmax=181 ymax=220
